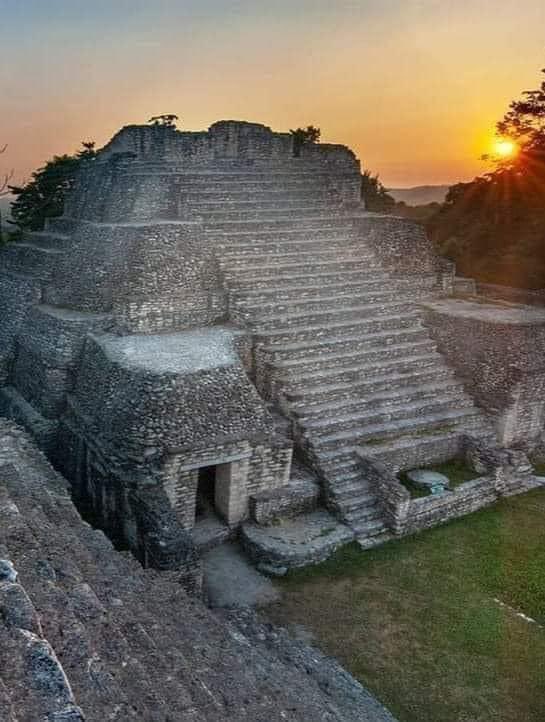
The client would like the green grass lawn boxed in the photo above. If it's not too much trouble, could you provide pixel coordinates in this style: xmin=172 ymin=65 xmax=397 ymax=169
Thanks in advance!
xmin=266 ymin=488 xmax=545 ymax=722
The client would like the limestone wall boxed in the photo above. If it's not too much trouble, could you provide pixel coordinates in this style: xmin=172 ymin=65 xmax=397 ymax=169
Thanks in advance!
xmin=358 ymin=214 xmax=455 ymax=293
xmin=52 ymin=327 xmax=292 ymax=537
xmin=422 ymin=300 xmax=545 ymax=446
xmin=0 ymin=273 xmax=41 ymax=384
xmin=43 ymin=222 xmax=225 ymax=329
xmin=359 ymin=440 xmax=537 ymax=537
xmin=161 ymin=437 xmax=293 ymax=528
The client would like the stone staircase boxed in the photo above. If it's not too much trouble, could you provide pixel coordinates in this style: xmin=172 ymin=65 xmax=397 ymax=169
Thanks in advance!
xmin=192 ymin=171 xmax=494 ymax=546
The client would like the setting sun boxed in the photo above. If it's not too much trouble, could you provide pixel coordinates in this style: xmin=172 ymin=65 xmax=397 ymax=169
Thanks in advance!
xmin=493 ymin=138 xmax=518 ymax=158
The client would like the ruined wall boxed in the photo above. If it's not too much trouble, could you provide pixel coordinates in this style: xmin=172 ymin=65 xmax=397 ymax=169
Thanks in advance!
xmin=0 ymin=274 xmax=41 ymax=384
xmin=360 ymin=440 xmax=537 ymax=537
xmin=422 ymin=300 xmax=545 ymax=447
xmin=54 ymin=328 xmax=292 ymax=537
xmin=358 ymin=214 xmax=455 ymax=294
xmin=161 ymin=437 xmax=293 ymax=528
xmin=65 ymin=121 xmax=362 ymax=224
xmin=43 ymin=221 xmax=226 ymax=330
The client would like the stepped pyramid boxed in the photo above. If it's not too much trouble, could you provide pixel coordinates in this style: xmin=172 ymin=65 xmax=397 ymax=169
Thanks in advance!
xmin=0 ymin=120 xmax=494 ymax=556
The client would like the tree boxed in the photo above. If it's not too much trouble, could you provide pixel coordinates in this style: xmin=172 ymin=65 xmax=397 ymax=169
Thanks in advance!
xmin=290 ymin=125 xmax=321 ymax=157
xmin=148 ymin=114 xmax=179 ymax=128
xmin=426 ymin=65 xmax=545 ymax=289
xmin=0 ymin=145 xmax=15 ymax=243
xmin=9 ymin=141 xmax=96 ymax=231
xmin=360 ymin=170 xmax=396 ymax=212
xmin=497 ymin=67 xmax=545 ymax=155
xmin=0 ymin=144 xmax=14 ymax=197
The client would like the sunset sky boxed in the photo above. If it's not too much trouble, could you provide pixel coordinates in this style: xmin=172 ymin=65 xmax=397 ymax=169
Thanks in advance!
xmin=1 ymin=0 xmax=544 ymax=187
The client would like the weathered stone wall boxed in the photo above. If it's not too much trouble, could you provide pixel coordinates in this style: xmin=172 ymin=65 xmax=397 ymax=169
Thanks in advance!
xmin=10 ymin=306 xmax=109 ymax=421
xmin=56 ymin=415 xmax=202 ymax=589
xmin=358 ymin=214 xmax=455 ymax=293
xmin=66 ymin=331 xmax=272 ymax=460
xmin=43 ymin=221 xmax=226 ymax=332
xmin=0 ymin=273 xmax=41 ymax=384
xmin=359 ymin=439 xmax=537 ymax=537
xmin=422 ymin=300 xmax=545 ymax=446
xmin=66 ymin=121 xmax=362 ymax=223
xmin=161 ymin=437 xmax=293 ymax=528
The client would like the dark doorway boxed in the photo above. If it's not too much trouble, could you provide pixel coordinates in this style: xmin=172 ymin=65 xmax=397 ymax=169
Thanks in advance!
xmin=196 ymin=465 xmax=216 ymax=518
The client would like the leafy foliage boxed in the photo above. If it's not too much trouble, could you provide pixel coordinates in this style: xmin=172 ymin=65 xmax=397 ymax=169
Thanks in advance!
xmin=360 ymin=169 xmax=396 ymax=212
xmin=148 ymin=114 xmax=179 ymax=127
xmin=9 ymin=142 xmax=96 ymax=231
xmin=289 ymin=125 xmax=321 ymax=157
xmin=427 ymin=67 xmax=545 ymax=289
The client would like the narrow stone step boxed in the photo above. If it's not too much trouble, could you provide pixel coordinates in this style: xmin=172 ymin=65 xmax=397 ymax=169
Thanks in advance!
xmin=281 ymin=352 xmax=443 ymax=389
xmin=284 ymin=365 xmax=454 ymax=404
xmin=227 ymin=267 xmax=384 ymax=290
xmin=184 ymin=188 xmax=335 ymax=203
xmin=303 ymin=394 xmax=474 ymax=437
xmin=218 ymin=236 xmax=362 ymax=255
xmin=273 ymin=339 xmax=437 ymax=376
xmin=200 ymin=205 xmax=344 ymax=222
xmin=357 ymin=531 xmax=394 ymax=549
xmin=341 ymin=501 xmax=382 ymax=519
xmin=230 ymin=278 xmax=389 ymax=303
xmin=261 ymin=325 xmax=429 ymax=360
xmin=191 ymin=196 xmax=334 ymax=208
xmin=314 ymin=407 xmax=483 ymax=449
xmin=358 ymin=430 xmax=469 ymax=471
xmin=256 ymin=312 xmax=421 ymax=345
xmin=223 ymin=256 xmax=379 ymax=280
xmin=221 ymin=246 xmax=369 ymax=265
xmin=245 ymin=301 xmax=415 ymax=332
xmin=233 ymin=289 xmax=402 ymax=318
xmin=292 ymin=378 xmax=467 ymax=419
xmin=348 ymin=518 xmax=386 ymax=536
xmin=206 ymin=214 xmax=363 ymax=233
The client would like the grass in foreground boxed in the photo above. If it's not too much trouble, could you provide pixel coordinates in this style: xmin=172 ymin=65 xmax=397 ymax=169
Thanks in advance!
xmin=266 ymin=488 xmax=545 ymax=722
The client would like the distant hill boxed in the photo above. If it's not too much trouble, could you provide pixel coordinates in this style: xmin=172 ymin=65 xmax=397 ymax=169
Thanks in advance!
xmin=387 ymin=185 xmax=450 ymax=206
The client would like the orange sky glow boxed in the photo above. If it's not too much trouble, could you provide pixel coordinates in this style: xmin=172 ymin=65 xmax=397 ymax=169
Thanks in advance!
xmin=1 ymin=0 xmax=544 ymax=188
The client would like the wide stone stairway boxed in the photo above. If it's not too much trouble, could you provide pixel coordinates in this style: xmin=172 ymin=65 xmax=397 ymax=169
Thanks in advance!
xmin=187 ymin=169 xmax=494 ymax=546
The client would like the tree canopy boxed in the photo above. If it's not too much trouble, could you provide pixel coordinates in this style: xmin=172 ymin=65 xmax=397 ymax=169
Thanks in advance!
xmin=360 ymin=170 xmax=396 ymax=212
xmin=148 ymin=114 xmax=179 ymax=127
xmin=427 ymin=66 xmax=545 ymax=289
xmin=9 ymin=142 xmax=96 ymax=231
xmin=290 ymin=125 xmax=321 ymax=157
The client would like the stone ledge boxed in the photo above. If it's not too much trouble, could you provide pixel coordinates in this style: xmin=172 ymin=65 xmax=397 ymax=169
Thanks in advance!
xmin=241 ymin=510 xmax=354 ymax=574
xmin=250 ymin=476 xmax=319 ymax=524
